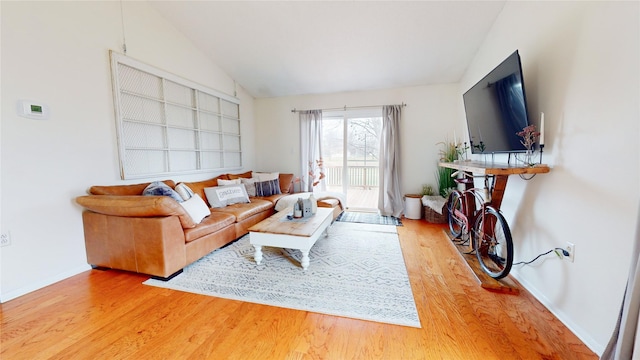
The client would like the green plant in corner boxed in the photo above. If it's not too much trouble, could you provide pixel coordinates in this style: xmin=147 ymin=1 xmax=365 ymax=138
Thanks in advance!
xmin=436 ymin=139 xmax=458 ymax=197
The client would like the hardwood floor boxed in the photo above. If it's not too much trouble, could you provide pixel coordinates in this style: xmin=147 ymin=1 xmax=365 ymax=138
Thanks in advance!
xmin=0 ymin=219 xmax=597 ymax=359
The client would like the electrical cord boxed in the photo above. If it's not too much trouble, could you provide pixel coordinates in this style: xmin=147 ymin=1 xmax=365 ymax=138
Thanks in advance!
xmin=514 ymin=247 xmax=569 ymax=265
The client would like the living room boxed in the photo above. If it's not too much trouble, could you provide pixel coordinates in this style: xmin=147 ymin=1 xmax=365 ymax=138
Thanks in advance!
xmin=1 ymin=1 xmax=638 ymax=357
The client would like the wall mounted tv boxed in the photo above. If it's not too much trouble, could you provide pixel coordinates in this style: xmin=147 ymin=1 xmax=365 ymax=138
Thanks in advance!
xmin=463 ymin=50 xmax=531 ymax=154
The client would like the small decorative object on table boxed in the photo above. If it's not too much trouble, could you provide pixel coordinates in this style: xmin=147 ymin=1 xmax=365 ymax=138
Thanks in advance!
xmin=295 ymin=197 xmax=314 ymax=218
xmin=516 ymin=124 xmax=541 ymax=166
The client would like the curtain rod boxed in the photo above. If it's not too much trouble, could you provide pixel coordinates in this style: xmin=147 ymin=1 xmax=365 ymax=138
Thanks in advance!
xmin=290 ymin=102 xmax=406 ymax=113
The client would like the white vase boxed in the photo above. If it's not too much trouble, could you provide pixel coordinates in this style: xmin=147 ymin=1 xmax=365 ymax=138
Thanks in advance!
xmin=309 ymin=194 xmax=318 ymax=214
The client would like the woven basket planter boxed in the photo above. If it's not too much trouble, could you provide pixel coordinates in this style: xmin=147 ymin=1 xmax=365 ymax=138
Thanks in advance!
xmin=421 ymin=195 xmax=448 ymax=224
xmin=424 ymin=206 xmax=447 ymax=224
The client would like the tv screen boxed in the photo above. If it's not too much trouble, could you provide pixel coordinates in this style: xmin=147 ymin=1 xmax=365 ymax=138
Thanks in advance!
xmin=463 ymin=50 xmax=531 ymax=154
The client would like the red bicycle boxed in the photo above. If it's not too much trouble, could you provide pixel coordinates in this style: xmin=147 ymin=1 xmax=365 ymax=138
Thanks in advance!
xmin=447 ymin=173 xmax=514 ymax=279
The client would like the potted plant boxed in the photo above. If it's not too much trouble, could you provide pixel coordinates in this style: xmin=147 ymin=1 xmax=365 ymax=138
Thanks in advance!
xmin=436 ymin=139 xmax=458 ymax=197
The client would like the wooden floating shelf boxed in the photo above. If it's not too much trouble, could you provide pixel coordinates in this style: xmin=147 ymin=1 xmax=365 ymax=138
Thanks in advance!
xmin=442 ymin=230 xmax=520 ymax=295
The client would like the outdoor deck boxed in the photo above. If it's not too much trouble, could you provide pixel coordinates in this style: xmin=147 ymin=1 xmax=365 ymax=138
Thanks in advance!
xmin=326 ymin=185 xmax=378 ymax=211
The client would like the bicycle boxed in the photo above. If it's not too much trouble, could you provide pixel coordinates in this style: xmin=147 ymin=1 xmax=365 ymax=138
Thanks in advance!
xmin=447 ymin=172 xmax=514 ymax=279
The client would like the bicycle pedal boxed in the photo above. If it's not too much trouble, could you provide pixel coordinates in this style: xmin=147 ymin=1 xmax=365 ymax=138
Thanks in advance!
xmin=489 ymin=254 xmax=506 ymax=264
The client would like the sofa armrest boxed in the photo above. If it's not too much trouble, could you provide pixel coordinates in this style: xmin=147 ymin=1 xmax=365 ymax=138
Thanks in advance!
xmin=76 ymin=195 xmax=197 ymax=228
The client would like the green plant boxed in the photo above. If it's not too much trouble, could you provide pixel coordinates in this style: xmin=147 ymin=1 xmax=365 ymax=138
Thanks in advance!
xmin=436 ymin=139 xmax=458 ymax=197
xmin=421 ymin=184 xmax=435 ymax=196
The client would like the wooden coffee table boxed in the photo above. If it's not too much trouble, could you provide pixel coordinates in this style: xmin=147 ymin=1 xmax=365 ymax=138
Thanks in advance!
xmin=248 ymin=207 xmax=333 ymax=270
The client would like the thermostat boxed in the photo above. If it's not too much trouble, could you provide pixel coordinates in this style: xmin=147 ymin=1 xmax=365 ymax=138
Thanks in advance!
xmin=17 ymin=100 xmax=50 ymax=120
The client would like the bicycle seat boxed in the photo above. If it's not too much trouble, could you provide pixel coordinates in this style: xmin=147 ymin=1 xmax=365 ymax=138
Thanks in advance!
xmin=454 ymin=178 xmax=473 ymax=184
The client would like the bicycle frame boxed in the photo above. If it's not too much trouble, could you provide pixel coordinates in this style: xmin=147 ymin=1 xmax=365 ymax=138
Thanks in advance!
xmin=448 ymin=173 xmax=514 ymax=279
xmin=449 ymin=176 xmax=493 ymax=245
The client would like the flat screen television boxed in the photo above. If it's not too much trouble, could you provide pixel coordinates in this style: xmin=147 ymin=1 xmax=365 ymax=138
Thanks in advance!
xmin=463 ymin=50 xmax=531 ymax=154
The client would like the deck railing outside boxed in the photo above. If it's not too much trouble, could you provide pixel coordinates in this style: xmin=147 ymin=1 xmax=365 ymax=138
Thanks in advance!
xmin=324 ymin=165 xmax=379 ymax=189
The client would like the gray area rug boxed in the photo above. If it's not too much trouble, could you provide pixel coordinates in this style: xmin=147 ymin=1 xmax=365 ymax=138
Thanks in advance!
xmin=144 ymin=222 xmax=421 ymax=328
xmin=336 ymin=211 xmax=403 ymax=226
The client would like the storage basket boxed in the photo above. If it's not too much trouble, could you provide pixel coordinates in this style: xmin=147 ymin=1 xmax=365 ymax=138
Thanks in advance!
xmin=421 ymin=195 xmax=448 ymax=224
xmin=424 ymin=205 xmax=447 ymax=223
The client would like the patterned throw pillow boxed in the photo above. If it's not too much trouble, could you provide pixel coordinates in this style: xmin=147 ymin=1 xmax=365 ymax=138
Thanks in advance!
xmin=204 ymin=184 xmax=250 ymax=208
xmin=255 ymin=179 xmax=281 ymax=197
xmin=241 ymin=178 xmax=258 ymax=197
xmin=175 ymin=183 xmax=195 ymax=201
xmin=142 ymin=181 xmax=183 ymax=202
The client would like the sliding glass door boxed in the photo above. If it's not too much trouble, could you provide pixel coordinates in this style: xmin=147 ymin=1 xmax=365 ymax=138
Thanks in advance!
xmin=322 ymin=109 xmax=382 ymax=211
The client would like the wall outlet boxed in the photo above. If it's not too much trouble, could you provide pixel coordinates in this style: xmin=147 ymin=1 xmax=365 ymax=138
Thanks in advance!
xmin=565 ymin=242 xmax=575 ymax=262
xmin=1 ymin=232 xmax=11 ymax=247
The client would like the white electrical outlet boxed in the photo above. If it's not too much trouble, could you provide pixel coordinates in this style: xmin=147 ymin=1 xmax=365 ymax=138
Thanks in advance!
xmin=565 ymin=242 xmax=575 ymax=262
xmin=1 ymin=232 xmax=11 ymax=247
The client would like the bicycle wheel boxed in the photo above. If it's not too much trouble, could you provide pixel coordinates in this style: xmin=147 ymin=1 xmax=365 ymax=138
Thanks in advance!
xmin=473 ymin=206 xmax=513 ymax=279
xmin=447 ymin=191 xmax=464 ymax=239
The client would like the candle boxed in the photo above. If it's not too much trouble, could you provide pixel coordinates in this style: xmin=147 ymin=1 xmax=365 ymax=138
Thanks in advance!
xmin=453 ymin=130 xmax=457 ymax=145
xmin=539 ymin=112 xmax=545 ymax=146
xmin=478 ymin=126 xmax=483 ymax=142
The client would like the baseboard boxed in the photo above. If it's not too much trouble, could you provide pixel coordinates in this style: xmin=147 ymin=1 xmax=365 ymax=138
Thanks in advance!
xmin=0 ymin=264 xmax=92 ymax=303
xmin=511 ymin=272 xmax=604 ymax=356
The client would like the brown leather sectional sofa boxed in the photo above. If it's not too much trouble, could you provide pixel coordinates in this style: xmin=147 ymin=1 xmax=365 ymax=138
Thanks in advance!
xmin=75 ymin=172 xmax=300 ymax=280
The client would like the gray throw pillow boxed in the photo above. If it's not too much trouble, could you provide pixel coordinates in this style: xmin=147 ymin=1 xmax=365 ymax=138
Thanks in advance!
xmin=241 ymin=178 xmax=258 ymax=197
xmin=143 ymin=181 xmax=183 ymax=202
xmin=204 ymin=184 xmax=250 ymax=208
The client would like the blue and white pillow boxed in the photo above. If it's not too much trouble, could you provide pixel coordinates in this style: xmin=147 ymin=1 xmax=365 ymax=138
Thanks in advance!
xmin=142 ymin=181 xmax=183 ymax=203
xmin=255 ymin=178 xmax=281 ymax=197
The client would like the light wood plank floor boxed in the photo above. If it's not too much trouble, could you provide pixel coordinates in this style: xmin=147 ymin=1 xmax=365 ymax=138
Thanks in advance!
xmin=1 ymin=219 xmax=597 ymax=359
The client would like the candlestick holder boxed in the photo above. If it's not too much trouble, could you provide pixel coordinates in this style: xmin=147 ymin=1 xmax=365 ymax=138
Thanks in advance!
xmin=539 ymin=144 xmax=544 ymax=164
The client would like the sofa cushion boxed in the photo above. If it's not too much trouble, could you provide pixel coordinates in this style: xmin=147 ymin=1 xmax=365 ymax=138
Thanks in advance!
xmin=183 ymin=175 xmax=227 ymax=202
xmin=255 ymin=178 xmax=281 ymax=197
xmin=183 ymin=212 xmax=236 ymax=243
xmin=143 ymin=181 xmax=183 ymax=202
xmin=179 ymin=194 xmax=210 ymax=224
xmin=204 ymin=185 xmax=250 ymax=208
xmin=279 ymin=173 xmax=294 ymax=194
xmin=89 ymin=180 xmax=176 ymax=196
xmin=227 ymin=171 xmax=252 ymax=180
xmin=256 ymin=193 xmax=287 ymax=205
xmin=210 ymin=199 xmax=273 ymax=221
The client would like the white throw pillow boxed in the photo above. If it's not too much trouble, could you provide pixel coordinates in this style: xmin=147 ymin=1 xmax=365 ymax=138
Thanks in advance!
xmin=175 ymin=183 xmax=195 ymax=201
xmin=179 ymin=194 xmax=210 ymax=225
xmin=217 ymin=178 xmax=242 ymax=186
xmin=253 ymin=172 xmax=279 ymax=181
xmin=204 ymin=184 xmax=250 ymax=208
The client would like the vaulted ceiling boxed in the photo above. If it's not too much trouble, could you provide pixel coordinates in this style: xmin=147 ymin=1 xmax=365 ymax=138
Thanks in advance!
xmin=150 ymin=1 xmax=506 ymax=98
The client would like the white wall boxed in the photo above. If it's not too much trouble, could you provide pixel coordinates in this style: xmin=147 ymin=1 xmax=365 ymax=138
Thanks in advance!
xmin=0 ymin=1 xmax=255 ymax=302
xmin=254 ymin=84 xmax=462 ymax=197
xmin=459 ymin=1 xmax=639 ymax=354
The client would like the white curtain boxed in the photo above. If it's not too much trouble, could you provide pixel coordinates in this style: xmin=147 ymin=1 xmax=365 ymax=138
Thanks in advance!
xmin=602 ymin=203 xmax=640 ymax=360
xmin=299 ymin=110 xmax=325 ymax=192
xmin=378 ymin=105 xmax=403 ymax=218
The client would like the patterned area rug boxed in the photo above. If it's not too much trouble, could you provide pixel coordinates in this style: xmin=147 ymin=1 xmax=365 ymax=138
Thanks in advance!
xmin=144 ymin=222 xmax=420 ymax=328
xmin=336 ymin=211 xmax=403 ymax=226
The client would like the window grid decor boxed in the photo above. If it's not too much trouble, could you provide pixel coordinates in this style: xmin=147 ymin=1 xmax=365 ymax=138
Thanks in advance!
xmin=110 ymin=51 xmax=241 ymax=179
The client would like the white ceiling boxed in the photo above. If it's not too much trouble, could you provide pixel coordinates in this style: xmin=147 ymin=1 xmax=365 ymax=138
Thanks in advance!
xmin=150 ymin=1 xmax=506 ymax=99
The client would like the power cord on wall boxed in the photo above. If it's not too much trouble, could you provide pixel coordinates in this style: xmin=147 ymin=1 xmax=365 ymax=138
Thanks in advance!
xmin=513 ymin=248 xmax=569 ymax=266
